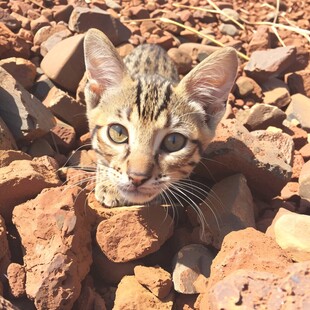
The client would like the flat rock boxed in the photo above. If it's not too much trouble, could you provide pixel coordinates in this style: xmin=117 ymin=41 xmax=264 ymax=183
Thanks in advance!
xmin=197 ymin=174 xmax=255 ymax=248
xmin=0 ymin=117 xmax=17 ymax=150
xmin=236 ymin=103 xmax=286 ymax=131
xmin=197 ymin=119 xmax=292 ymax=200
xmin=41 ymin=34 xmax=85 ymax=93
xmin=0 ymin=215 xmax=10 ymax=283
xmin=244 ymin=46 xmax=296 ymax=82
xmin=0 ymin=67 xmax=56 ymax=143
xmin=7 ymin=263 xmax=26 ymax=298
xmin=113 ymin=276 xmax=174 ymax=310
xmin=12 ymin=186 xmax=92 ymax=310
xmin=262 ymin=78 xmax=291 ymax=108
xmin=172 ymin=244 xmax=214 ymax=294
xmin=299 ymin=159 xmax=310 ymax=202
xmin=0 ymin=57 xmax=37 ymax=89
xmin=0 ymin=156 xmax=61 ymax=222
xmin=134 ymin=265 xmax=172 ymax=299
xmin=96 ymin=206 xmax=173 ymax=263
xmin=285 ymin=93 xmax=310 ymax=132
xmin=68 ymin=7 xmax=131 ymax=46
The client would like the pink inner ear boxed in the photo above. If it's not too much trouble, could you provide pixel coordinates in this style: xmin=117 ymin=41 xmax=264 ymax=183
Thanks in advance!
xmin=89 ymin=81 xmax=104 ymax=94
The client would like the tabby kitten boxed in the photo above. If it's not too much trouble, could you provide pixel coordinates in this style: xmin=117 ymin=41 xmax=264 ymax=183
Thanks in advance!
xmin=84 ymin=29 xmax=238 ymax=207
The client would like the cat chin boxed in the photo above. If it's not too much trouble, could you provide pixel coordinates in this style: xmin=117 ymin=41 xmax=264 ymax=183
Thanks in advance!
xmin=119 ymin=189 xmax=157 ymax=205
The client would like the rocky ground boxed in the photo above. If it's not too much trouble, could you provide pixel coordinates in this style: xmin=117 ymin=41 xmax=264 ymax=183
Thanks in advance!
xmin=0 ymin=0 xmax=310 ymax=309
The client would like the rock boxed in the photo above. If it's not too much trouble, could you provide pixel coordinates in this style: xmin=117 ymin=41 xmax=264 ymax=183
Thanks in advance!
xmin=0 ymin=8 xmax=21 ymax=30
xmin=96 ymin=206 xmax=173 ymax=262
xmin=134 ymin=265 xmax=172 ymax=299
xmin=291 ymin=151 xmax=304 ymax=179
xmin=12 ymin=186 xmax=92 ymax=310
xmin=0 ymin=150 xmax=31 ymax=168
xmin=0 ymin=215 xmax=10 ymax=283
xmin=0 ymin=22 xmax=31 ymax=59
xmin=262 ymin=78 xmax=291 ymax=108
xmin=52 ymin=5 xmax=74 ymax=23
xmin=41 ymin=34 xmax=85 ymax=93
xmin=33 ymin=24 xmax=70 ymax=47
xmin=178 ymin=43 xmax=220 ymax=61
xmin=43 ymin=87 xmax=87 ymax=135
xmin=30 ymin=15 xmax=50 ymax=34
xmin=113 ymin=276 xmax=174 ymax=310
xmin=280 ymin=181 xmax=299 ymax=199
xmin=299 ymin=160 xmax=310 ymax=202
xmin=300 ymin=143 xmax=310 ymax=160
xmin=172 ymin=244 xmax=214 ymax=294
xmin=247 ymin=26 xmax=271 ymax=54
xmin=220 ymin=8 xmax=240 ymax=23
xmin=67 ymin=150 xmax=97 ymax=170
xmin=244 ymin=46 xmax=297 ymax=82
xmin=197 ymin=119 xmax=292 ymax=200
xmin=234 ymin=76 xmax=263 ymax=102
xmin=0 ymin=117 xmax=17 ymax=150
xmin=167 ymin=48 xmax=192 ymax=75
xmin=27 ymin=138 xmax=56 ymax=158
xmin=140 ymin=20 xmax=158 ymax=36
xmin=129 ymin=6 xmax=150 ymax=19
xmin=283 ymin=124 xmax=308 ymax=150
xmin=206 ymin=261 xmax=310 ymax=310
xmin=0 ymin=156 xmax=61 ymax=222
xmin=0 ymin=57 xmax=37 ymax=89
xmin=236 ymin=103 xmax=286 ymax=131
xmin=10 ymin=12 xmax=30 ymax=30
xmin=197 ymin=174 xmax=255 ymax=248
xmin=285 ymin=93 xmax=310 ymax=131
xmin=219 ymin=24 xmax=239 ymax=36
xmin=7 ymin=263 xmax=26 ymax=298
xmin=68 ymin=7 xmax=131 ymax=46
xmin=0 ymin=67 xmax=56 ymax=143
xmin=286 ymin=69 xmax=310 ymax=97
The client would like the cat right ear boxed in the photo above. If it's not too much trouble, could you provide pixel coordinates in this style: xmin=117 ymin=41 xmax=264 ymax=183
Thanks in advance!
xmin=84 ymin=29 xmax=127 ymax=108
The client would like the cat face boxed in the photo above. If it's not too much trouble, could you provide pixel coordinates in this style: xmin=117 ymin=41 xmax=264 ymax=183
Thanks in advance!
xmin=84 ymin=29 xmax=238 ymax=207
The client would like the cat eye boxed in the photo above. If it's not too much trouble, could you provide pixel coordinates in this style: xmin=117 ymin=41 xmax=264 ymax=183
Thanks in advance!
xmin=108 ymin=124 xmax=129 ymax=144
xmin=161 ymin=133 xmax=187 ymax=152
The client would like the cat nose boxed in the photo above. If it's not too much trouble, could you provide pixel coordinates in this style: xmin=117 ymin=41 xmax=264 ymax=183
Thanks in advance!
xmin=128 ymin=172 xmax=150 ymax=187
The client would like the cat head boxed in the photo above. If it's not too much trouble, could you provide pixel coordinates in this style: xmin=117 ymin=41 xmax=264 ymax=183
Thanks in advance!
xmin=84 ymin=29 xmax=238 ymax=206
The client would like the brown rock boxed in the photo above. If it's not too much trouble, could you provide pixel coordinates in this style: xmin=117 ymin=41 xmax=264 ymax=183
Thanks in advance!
xmin=41 ymin=34 xmax=85 ymax=93
xmin=0 ymin=156 xmax=61 ymax=222
xmin=299 ymin=160 xmax=310 ymax=203
xmin=282 ymin=124 xmax=308 ymax=150
xmin=291 ymin=151 xmax=304 ymax=179
xmin=7 ymin=263 xmax=26 ymax=298
xmin=0 ymin=150 xmax=31 ymax=168
xmin=247 ymin=26 xmax=271 ymax=54
xmin=129 ymin=6 xmax=150 ymax=19
xmin=27 ymin=138 xmax=56 ymax=158
xmin=0 ymin=215 xmax=10 ymax=283
xmin=10 ymin=12 xmax=30 ymax=30
xmin=0 ymin=57 xmax=36 ymax=89
xmin=140 ymin=20 xmax=158 ymax=36
xmin=167 ymin=48 xmax=192 ymax=75
xmin=12 ymin=186 xmax=92 ymax=310
xmin=67 ymin=150 xmax=97 ymax=170
xmin=43 ymin=87 xmax=87 ymax=135
xmin=0 ymin=117 xmax=17 ymax=150
xmin=0 ymin=8 xmax=21 ymax=31
xmin=300 ymin=143 xmax=310 ymax=160
xmin=286 ymin=70 xmax=310 ymax=97
xmin=262 ymin=78 xmax=291 ymax=108
xmin=96 ymin=206 xmax=173 ymax=262
xmin=0 ymin=296 xmax=19 ymax=310
xmin=30 ymin=15 xmax=50 ymax=34
xmin=113 ymin=276 xmax=174 ymax=310
xmin=33 ymin=24 xmax=71 ymax=47
xmin=234 ymin=76 xmax=263 ymax=102
xmin=280 ymin=181 xmax=299 ymax=200
xmin=52 ymin=5 xmax=74 ymax=23
xmin=134 ymin=265 xmax=172 ymax=299
xmin=0 ymin=67 xmax=56 ymax=143
xmin=178 ymin=43 xmax=219 ymax=61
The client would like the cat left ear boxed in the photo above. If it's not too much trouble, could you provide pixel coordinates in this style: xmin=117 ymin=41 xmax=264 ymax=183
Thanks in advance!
xmin=84 ymin=28 xmax=127 ymax=96
xmin=178 ymin=47 xmax=238 ymax=130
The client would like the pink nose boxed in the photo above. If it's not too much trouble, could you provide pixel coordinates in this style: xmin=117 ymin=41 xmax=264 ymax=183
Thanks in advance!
xmin=128 ymin=172 xmax=150 ymax=187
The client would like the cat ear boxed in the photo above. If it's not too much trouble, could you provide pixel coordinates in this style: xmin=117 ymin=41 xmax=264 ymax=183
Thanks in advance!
xmin=178 ymin=47 xmax=238 ymax=130
xmin=84 ymin=28 xmax=127 ymax=106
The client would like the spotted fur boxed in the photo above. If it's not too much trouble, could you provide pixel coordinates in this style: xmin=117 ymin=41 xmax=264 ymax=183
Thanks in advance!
xmin=84 ymin=28 xmax=238 ymax=207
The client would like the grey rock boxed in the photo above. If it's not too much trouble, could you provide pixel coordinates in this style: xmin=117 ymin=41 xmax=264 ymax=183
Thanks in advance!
xmin=219 ymin=23 xmax=239 ymax=36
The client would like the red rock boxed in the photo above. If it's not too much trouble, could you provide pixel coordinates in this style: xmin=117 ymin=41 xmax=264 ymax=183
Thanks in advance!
xmin=7 ymin=263 xmax=26 ymax=298
xmin=299 ymin=160 xmax=310 ymax=203
xmin=247 ymin=26 xmax=271 ymax=54
xmin=0 ymin=150 xmax=31 ymax=168
xmin=12 ymin=186 xmax=92 ymax=310
xmin=0 ymin=117 xmax=17 ymax=150
xmin=96 ymin=206 xmax=173 ymax=262
xmin=0 ymin=215 xmax=10 ymax=283
xmin=167 ymin=48 xmax=192 ymax=75
xmin=282 ymin=124 xmax=308 ymax=150
xmin=300 ymin=143 xmax=310 ymax=160
xmin=178 ymin=43 xmax=219 ymax=61
xmin=234 ymin=76 xmax=263 ymax=102
xmin=0 ymin=67 xmax=56 ymax=143
xmin=280 ymin=181 xmax=299 ymax=200
xmin=30 ymin=15 xmax=50 ymax=34
xmin=43 ymin=86 xmax=87 ymax=135
xmin=129 ymin=6 xmax=150 ymax=19
xmin=0 ymin=156 xmax=61 ymax=222
xmin=140 ymin=20 xmax=158 ymax=36
xmin=52 ymin=5 xmax=74 ymax=23
xmin=134 ymin=265 xmax=172 ymax=299
xmin=286 ymin=70 xmax=310 ymax=97
xmin=33 ymin=24 xmax=71 ymax=47
xmin=0 ymin=57 xmax=36 ymax=89
xmin=291 ymin=151 xmax=304 ymax=179
xmin=262 ymin=78 xmax=291 ymax=108
xmin=113 ymin=276 xmax=174 ymax=310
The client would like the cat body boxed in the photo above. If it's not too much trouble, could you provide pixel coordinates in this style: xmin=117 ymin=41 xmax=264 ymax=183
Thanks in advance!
xmin=84 ymin=29 xmax=238 ymax=207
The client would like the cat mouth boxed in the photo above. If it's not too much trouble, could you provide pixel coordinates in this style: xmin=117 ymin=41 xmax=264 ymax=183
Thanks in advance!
xmin=118 ymin=187 xmax=158 ymax=204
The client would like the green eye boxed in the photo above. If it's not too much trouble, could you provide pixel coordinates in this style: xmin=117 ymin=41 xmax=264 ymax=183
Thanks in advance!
xmin=162 ymin=133 xmax=186 ymax=152
xmin=108 ymin=124 xmax=128 ymax=144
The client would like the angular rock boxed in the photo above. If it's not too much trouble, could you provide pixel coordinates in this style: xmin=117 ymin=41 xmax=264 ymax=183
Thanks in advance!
xmin=52 ymin=5 xmax=74 ymax=23
xmin=219 ymin=8 xmax=240 ymax=23
xmin=0 ymin=8 xmax=21 ymax=31
xmin=0 ymin=67 xmax=56 ymax=143
xmin=113 ymin=276 xmax=174 ymax=310
xmin=0 ymin=117 xmax=17 ymax=150
xmin=286 ymin=69 xmax=310 ymax=97
xmin=68 ymin=7 xmax=131 ymax=46
xmin=0 ymin=215 xmax=10 ymax=283
xmin=96 ymin=206 xmax=173 ymax=263
xmin=283 ymin=124 xmax=308 ymax=150
xmin=43 ymin=87 xmax=87 ymax=135
xmin=206 ymin=261 xmax=310 ymax=310
xmin=33 ymin=24 xmax=71 ymax=47
xmin=300 ymin=143 xmax=310 ymax=160
xmin=197 ymin=174 xmax=255 ymax=248
xmin=244 ymin=46 xmax=297 ymax=82
xmin=167 ymin=48 xmax=192 ymax=75
xmin=285 ymin=93 xmax=310 ymax=131
xmin=7 ymin=263 xmax=26 ymax=298
xmin=12 ymin=186 xmax=92 ymax=310
xmin=247 ymin=26 xmax=271 ymax=54
xmin=0 ymin=150 xmax=31 ymax=168
xmin=30 ymin=15 xmax=50 ymax=34
xmin=172 ymin=244 xmax=214 ymax=294
xmin=178 ymin=43 xmax=219 ymax=60
xmin=0 ymin=57 xmax=37 ymax=89
xmin=299 ymin=160 xmax=310 ymax=202
xmin=27 ymin=138 xmax=55 ymax=158
xmin=134 ymin=265 xmax=172 ymax=299
xmin=234 ymin=76 xmax=263 ymax=102
xmin=0 ymin=156 xmax=61 ymax=222
xmin=197 ymin=119 xmax=292 ymax=200
xmin=262 ymin=78 xmax=291 ymax=108
xmin=41 ymin=34 xmax=85 ymax=93
xmin=236 ymin=103 xmax=286 ymax=131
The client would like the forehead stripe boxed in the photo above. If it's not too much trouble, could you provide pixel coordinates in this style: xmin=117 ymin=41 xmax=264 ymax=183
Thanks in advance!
xmin=154 ymin=83 xmax=171 ymax=121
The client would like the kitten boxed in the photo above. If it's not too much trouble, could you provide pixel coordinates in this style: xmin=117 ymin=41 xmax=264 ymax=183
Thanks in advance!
xmin=83 ymin=28 xmax=238 ymax=207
